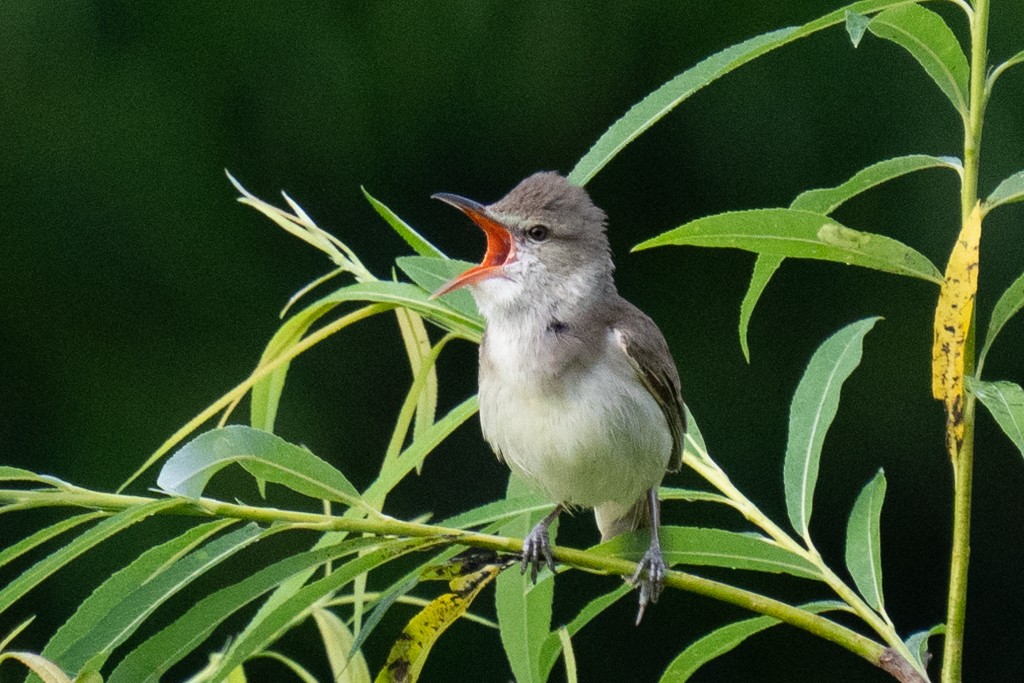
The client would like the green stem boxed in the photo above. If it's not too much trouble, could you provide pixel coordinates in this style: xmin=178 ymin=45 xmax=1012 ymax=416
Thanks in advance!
xmin=684 ymin=451 xmax=925 ymax=678
xmin=942 ymin=0 xmax=990 ymax=680
xmin=0 ymin=485 xmax=895 ymax=675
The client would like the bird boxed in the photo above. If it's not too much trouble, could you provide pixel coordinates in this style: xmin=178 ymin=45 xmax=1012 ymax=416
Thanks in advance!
xmin=431 ymin=171 xmax=685 ymax=621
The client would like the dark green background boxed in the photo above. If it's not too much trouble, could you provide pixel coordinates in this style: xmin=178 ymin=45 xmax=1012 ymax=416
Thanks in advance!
xmin=2 ymin=2 xmax=1023 ymax=681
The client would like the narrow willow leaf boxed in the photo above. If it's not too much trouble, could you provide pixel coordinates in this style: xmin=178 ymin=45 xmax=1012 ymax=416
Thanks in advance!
xmin=984 ymin=170 xmax=1024 ymax=212
xmin=496 ymin=476 xmax=554 ymax=683
xmin=347 ymin=541 xmax=498 ymax=663
xmin=785 ymin=318 xmax=880 ymax=540
xmin=739 ymin=254 xmax=784 ymax=362
xmin=394 ymin=307 xmax=438 ymax=444
xmin=376 ymin=557 xmax=503 ymax=683
xmin=107 ymin=536 xmax=388 ymax=683
xmin=381 ymin=332 xmax=453 ymax=485
xmin=0 ymin=467 xmax=62 ymax=484
xmin=635 ymin=209 xmax=942 ymax=284
xmin=557 ymin=628 xmax=578 ymax=683
xmin=51 ymin=523 xmax=267 ymax=676
xmin=441 ymin=493 xmax=552 ymax=530
xmin=845 ymin=10 xmax=870 ymax=47
xmin=569 ymin=0 xmax=921 ymax=185
xmin=970 ymin=380 xmax=1024 ymax=458
xmin=42 ymin=519 xmax=236 ymax=666
xmin=0 ymin=512 xmax=107 ymax=573
xmin=538 ymin=584 xmax=631 ymax=680
xmin=905 ymin=623 xmax=945 ymax=669
xmin=158 ymin=425 xmax=368 ymax=511
xmin=932 ymin=203 xmax=982 ymax=454
xmin=0 ymin=616 xmax=35 ymax=651
xmin=844 ymin=470 xmax=888 ymax=611
xmin=790 ymin=155 xmax=961 ymax=215
xmin=396 ymin=256 xmax=482 ymax=325
xmin=251 ymin=296 xmax=341 ymax=432
xmin=979 ymin=269 xmax=1024 ymax=369
xmin=312 ymin=608 xmax=371 ymax=683
xmin=0 ymin=498 xmax=181 ymax=618
xmin=658 ymin=487 xmax=735 ymax=508
xmin=332 ymin=280 xmax=483 ymax=341
xmin=362 ymin=187 xmax=446 ymax=259
xmin=365 ymin=395 xmax=479 ymax=507
xmin=206 ymin=538 xmax=436 ymax=683
xmin=251 ymin=651 xmax=319 ymax=683
xmin=594 ymin=526 xmax=820 ymax=579
xmin=0 ymin=652 xmax=73 ymax=683
xmin=659 ymin=601 xmax=847 ymax=681
xmin=867 ymin=4 xmax=969 ymax=115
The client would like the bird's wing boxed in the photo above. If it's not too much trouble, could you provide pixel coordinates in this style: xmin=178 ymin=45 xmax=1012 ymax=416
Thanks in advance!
xmin=613 ymin=311 xmax=686 ymax=473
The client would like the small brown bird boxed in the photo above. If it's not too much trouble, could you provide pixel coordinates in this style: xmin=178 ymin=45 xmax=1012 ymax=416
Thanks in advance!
xmin=433 ymin=172 xmax=685 ymax=620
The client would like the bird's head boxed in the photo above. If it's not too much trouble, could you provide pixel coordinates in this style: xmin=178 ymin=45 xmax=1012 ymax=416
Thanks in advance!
xmin=432 ymin=172 xmax=614 ymax=317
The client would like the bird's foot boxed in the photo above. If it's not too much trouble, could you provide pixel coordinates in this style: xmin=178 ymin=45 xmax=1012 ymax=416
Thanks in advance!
xmin=520 ymin=521 xmax=556 ymax=583
xmin=630 ymin=546 xmax=666 ymax=625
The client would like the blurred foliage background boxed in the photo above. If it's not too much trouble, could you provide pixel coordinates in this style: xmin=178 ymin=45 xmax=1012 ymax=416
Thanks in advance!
xmin=1 ymin=1 xmax=1022 ymax=681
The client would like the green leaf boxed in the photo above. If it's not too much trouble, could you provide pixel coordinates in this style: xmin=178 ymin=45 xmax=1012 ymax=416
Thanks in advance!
xmin=158 ymin=425 xmax=368 ymax=511
xmin=396 ymin=256 xmax=482 ymax=325
xmin=311 ymin=608 xmax=371 ymax=683
xmin=659 ymin=601 xmax=847 ymax=681
xmin=250 ymin=651 xmax=319 ymax=683
xmin=557 ymin=628 xmax=578 ymax=683
xmin=844 ymin=469 xmax=888 ymax=611
xmin=0 ymin=498 xmax=181 ymax=618
xmin=790 ymin=154 xmax=962 ymax=215
xmin=845 ymin=10 xmax=870 ymax=47
xmin=904 ymin=623 xmax=945 ymax=669
xmin=46 ymin=523 xmax=267 ymax=676
xmin=635 ymin=209 xmax=942 ymax=284
xmin=251 ymin=297 xmax=341 ymax=432
xmin=206 ymin=538 xmax=435 ymax=683
xmin=867 ymin=4 xmax=969 ymax=115
xmin=394 ymin=307 xmax=438 ymax=445
xmin=0 ymin=512 xmax=107 ymax=573
xmin=785 ymin=318 xmax=880 ymax=540
xmin=658 ymin=487 xmax=736 ymax=508
xmin=739 ymin=254 xmax=784 ymax=362
xmin=0 ymin=652 xmax=73 ymax=683
xmin=970 ymin=379 xmax=1024 ymax=458
xmin=984 ymin=170 xmax=1024 ymax=212
xmin=334 ymin=280 xmax=483 ymax=341
xmin=568 ymin=0 xmax=923 ymax=185
xmin=0 ymin=467 xmax=59 ymax=484
xmin=594 ymin=527 xmax=820 ymax=579
xmin=364 ymin=395 xmax=479 ymax=508
xmin=106 ymin=536 xmax=387 ymax=683
xmin=979 ymin=269 xmax=1024 ymax=369
xmin=496 ymin=476 xmax=554 ymax=683
xmin=441 ymin=493 xmax=553 ymax=530
xmin=538 ymin=584 xmax=631 ymax=680
xmin=362 ymin=187 xmax=447 ymax=259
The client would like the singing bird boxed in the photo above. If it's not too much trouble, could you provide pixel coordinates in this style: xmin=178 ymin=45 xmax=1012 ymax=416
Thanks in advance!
xmin=432 ymin=172 xmax=685 ymax=619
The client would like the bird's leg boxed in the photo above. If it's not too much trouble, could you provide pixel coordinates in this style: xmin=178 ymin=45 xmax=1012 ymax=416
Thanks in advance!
xmin=521 ymin=504 xmax=564 ymax=583
xmin=631 ymin=488 xmax=666 ymax=624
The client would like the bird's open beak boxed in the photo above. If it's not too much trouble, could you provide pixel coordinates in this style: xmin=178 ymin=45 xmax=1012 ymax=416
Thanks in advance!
xmin=431 ymin=193 xmax=515 ymax=297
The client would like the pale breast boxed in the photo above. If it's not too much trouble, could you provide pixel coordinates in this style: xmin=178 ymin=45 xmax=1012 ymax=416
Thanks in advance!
xmin=478 ymin=325 xmax=672 ymax=508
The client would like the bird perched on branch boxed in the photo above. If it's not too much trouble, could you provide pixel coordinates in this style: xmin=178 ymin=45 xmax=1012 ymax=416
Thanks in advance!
xmin=433 ymin=172 xmax=685 ymax=621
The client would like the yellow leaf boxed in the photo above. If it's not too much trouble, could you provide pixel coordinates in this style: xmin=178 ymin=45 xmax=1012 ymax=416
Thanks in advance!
xmin=376 ymin=552 xmax=512 ymax=683
xmin=932 ymin=202 xmax=982 ymax=454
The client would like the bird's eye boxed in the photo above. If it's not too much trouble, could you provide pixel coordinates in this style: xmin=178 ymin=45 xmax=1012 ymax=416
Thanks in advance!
xmin=526 ymin=224 xmax=550 ymax=242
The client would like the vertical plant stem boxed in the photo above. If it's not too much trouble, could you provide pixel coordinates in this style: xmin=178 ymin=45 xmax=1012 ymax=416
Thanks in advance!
xmin=943 ymin=1 xmax=989 ymax=680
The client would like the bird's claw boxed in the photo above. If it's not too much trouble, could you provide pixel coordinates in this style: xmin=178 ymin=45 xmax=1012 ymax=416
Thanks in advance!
xmin=631 ymin=547 xmax=666 ymax=625
xmin=520 ymin=523 xmax=556 ymax=583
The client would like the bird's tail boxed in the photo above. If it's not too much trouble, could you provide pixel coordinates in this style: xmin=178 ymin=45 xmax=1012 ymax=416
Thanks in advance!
xmin=594 ymin=495 xmax=652 ymax=542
